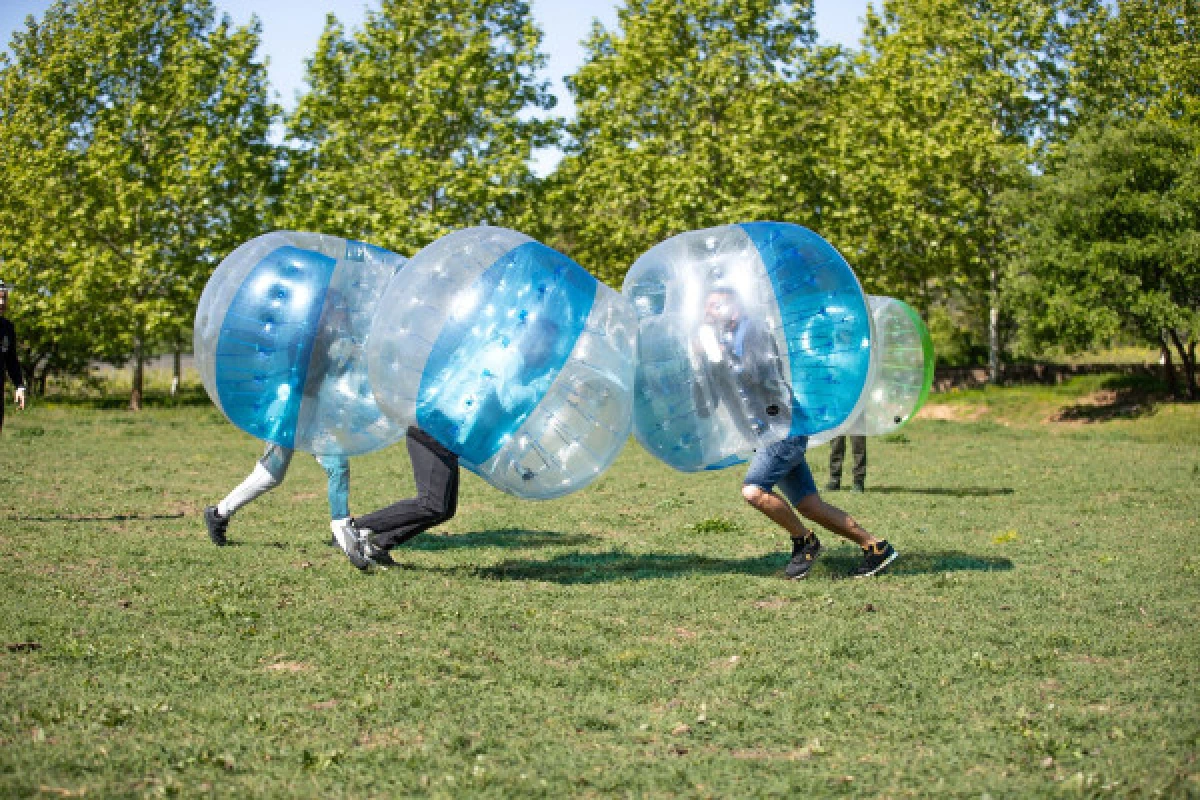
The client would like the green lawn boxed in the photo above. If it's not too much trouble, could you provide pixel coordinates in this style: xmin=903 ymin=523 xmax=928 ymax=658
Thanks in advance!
xmin=1 ymin=381 xmax=1197 ymax=797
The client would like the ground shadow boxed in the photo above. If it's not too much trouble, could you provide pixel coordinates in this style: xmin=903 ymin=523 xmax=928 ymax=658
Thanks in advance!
xmin=1051 ymin=394 xmax=1158 ymax=422
xmin=820 ymin=549 xmax=1013 ymax=577
xmin=10 ymin=512 xmax=186 ymax=522
xmin=448 ymin=547 xmax=1012 ymax=584
xmin=860 ymin=486 xmax=1014 ymax=497
xmin=407 ymin=528 xmax=599 ymax=551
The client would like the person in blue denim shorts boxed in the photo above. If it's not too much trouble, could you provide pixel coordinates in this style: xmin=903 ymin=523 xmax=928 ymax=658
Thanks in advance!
xmin=743 ymin=435 xmax=898 ymax=579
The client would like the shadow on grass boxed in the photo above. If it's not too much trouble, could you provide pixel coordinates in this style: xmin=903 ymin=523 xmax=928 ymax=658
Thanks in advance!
xmin=821 ymin=549 xmax=1013 ymax=577
xmin=410 ymin=528 xmax=599 ymax=550
xmin=861 ymin=486 xmax=1014 ymax=497
xmin=459 ymin=547 xmax=1012 ymax=584
xmin=10 ymin=512 xmax=186 ymax=522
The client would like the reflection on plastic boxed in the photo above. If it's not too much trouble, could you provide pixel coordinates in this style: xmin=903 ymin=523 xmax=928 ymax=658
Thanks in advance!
xmin=623 ymin=222 xmax=873 ymax=472
xmin=194 ymin=231 xmax=408 ymax=457
xmin=368 ymin=227 xmax=636 ymax=499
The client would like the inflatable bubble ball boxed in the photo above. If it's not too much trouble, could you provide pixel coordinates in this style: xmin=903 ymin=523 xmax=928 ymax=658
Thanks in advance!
xmin=810 ymin=295 xmax=934 ymax=445
xmin=194 ymin=231 xmax=408 ymax=457
xmin=367 ymin=227 xmax=636 ymax=500
xmin=622 ymin=222 xmax=873 ymax=472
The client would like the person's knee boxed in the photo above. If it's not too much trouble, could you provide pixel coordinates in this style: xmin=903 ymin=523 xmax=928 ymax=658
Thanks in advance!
xmin=254 ymin=462 xmax=285 ymax=489
xmin=742 ymin=484 xmax=767 ymax=509
xmin=419 ymin=493 xmax=457 ymax=524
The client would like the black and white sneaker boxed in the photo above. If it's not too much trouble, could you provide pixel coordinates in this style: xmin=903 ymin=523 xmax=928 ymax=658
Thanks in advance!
xmin=359 ymin=525 xmax=397 ymax=569
xmin=784 ymin=534 xmax=822 ymax=580
xmin=852 ymin=540 xmax=898 ymax=578
xmin=331 ymin=519 xmax=370 ymax=571
xmin=204 ymin=506 xmax=229 ymax=547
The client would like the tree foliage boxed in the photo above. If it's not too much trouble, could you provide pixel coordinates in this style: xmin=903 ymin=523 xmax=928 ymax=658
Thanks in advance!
xmin=1005 ymin=118 xmax=1200 ymax=396
xmin=0 ymin=0 xmax=277 ymax=407
xmin=281 ymin=0 xmax=556 ymax=254
xmin=825 ymin=0 xmax=1080 ymax=374
xmin=540 ymin=0 xmax=838 ymax=286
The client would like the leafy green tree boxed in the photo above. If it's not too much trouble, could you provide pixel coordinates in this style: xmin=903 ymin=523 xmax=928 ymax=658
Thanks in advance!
xmin=1061 ymin=0 xmax=1199 ymax=127
xmin=826 ymin=0 xmax=1070 ymax=376
xmin=0 ymin=0 xmax=277 ymax=408
xmin=1005 ymin=119 xmax=1199 ymax=398
xmin=543 ymin=0 xmax=839 ymax=286
xmin=282 ymin=0 xmax=555 ymax=254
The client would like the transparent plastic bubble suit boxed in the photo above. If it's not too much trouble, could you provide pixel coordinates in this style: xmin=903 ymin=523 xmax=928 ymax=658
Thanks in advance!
xmin=810 ymin=296 xmax=934 ymax=445
xmin=623 ymin=222 xmax=873 ymax=472
xmin=194 ymin=231 xmax=409 ymax=457
xmin=367 ymin=227 xmax=636 ymax=500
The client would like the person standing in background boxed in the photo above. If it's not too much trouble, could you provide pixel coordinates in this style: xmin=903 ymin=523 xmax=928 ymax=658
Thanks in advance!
xmin=0 ymin=280 xmax=28 ymax=432
xmin=826 ymin=435 xmax=867 ymax=493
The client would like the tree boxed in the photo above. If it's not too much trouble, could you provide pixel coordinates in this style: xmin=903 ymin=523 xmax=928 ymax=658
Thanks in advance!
xmin=1005 ymin=118 xmax=1200 ymax=398
xmin=542 ymin=0 xmax=839 ymax=286
xmin=0 ymin=0 xmax=278 ymax=408
xmin=281 ymin=0 xmax=555 ymax=254
xmin=825 ymin=0 xmax=1073 ymax=376
xmin=1060 ymin=0 xmax=1200 ymax=128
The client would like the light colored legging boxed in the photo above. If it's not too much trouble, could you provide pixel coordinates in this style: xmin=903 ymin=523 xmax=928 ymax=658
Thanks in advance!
xmin=217 ymin=444 xmax=349 ymax=521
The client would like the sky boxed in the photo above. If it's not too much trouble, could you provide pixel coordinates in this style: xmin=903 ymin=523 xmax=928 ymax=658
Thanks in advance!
xmin=2 ymin=0 xmax=871 ymax=173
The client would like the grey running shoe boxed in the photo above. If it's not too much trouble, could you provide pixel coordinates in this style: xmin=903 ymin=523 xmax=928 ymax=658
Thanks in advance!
xmin=204 ymin=506 xmax=228 ymax=547
xmin=332 ymin=520 xmax=370 ymax=571
xmin=359 ymin=525 xmax=396 ymax=569
xmin=852 ymin=540 xmax=898 ymax=578
xmin=784 ymin=534 xmax=822 ymax=580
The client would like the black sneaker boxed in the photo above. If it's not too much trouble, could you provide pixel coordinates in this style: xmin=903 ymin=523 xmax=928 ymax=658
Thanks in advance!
xmin=204 ymin=506 xmax=229 ymax=547
xmin=359 ymin=526 xmax=397 ymax=569
xmin=851 ymin=482 xmax=865 ymax=493
xmin=824 ymin=480 xmax=841 ymax=492
xmin=784 ymin=534 xmax=822 ymax=580
xmin=332 ymin=520 xmax=370 ymax=571
xmin=852 ymin=540 xmax=898 ymax=578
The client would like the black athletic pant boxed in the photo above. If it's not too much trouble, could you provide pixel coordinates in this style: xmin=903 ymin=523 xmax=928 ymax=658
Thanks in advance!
xmin=828 ymin=435 xmax=867 ymax=487
xmin=356 ymin=426 xmax=459 ymax=549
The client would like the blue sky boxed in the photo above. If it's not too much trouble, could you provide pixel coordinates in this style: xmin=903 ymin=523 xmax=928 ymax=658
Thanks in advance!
xmin=2 ymin=0 xmax=871 ymax=172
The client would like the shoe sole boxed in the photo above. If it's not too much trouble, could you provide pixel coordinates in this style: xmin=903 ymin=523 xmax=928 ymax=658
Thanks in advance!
xmin=853 ymin=550 xmax=899 ymax=578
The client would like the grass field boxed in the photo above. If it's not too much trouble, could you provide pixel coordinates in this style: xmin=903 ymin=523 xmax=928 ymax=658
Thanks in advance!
xmin=1 ymin=376 xmax=1197 ymax=797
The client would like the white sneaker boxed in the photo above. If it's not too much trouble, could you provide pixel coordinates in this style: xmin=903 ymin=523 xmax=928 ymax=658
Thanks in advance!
xmin=330 ymin=519 xmax=369 ymax=571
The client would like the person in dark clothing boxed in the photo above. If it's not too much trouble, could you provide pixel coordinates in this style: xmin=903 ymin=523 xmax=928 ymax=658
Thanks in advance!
xmin=826 ymin=435 xmax=867 ymax=492
xmin=0 ymin=281 xmax=27 ymax=432
xmin=333 ymin=425 xmax=459 ymax=571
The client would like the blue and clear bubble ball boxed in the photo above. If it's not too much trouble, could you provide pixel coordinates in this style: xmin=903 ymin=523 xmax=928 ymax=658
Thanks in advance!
xmin=194 ymin=231 xmax=408 ymax=457
xmin=367 ymin=226 xmax=636 ymax=500
xmin=622 ymin=222 xmax=873 ymax=472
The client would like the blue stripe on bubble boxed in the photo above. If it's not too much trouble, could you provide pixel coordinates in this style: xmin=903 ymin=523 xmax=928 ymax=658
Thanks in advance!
xmin=416 ymin=241 xmax=596 ymax=466
xmin=214 ymin=245 xmax=336 ymax=448
xmin=738 ymin=222 xmax=872 ymax=436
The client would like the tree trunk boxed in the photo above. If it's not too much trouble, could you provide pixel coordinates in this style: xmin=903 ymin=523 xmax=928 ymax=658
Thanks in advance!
xmin=988 ymin=268 xmax=1000 ymax=384
xmin=130 ymin=335 xmax=144 ymax=411
xmin=1159 ymin=331 xmax=1179 ymax=397
xmin=171 ymin=348 xmax=181 ymax=397
xmin=1167 ymin=328 xmax=1197 ymax=400
xmin=34 ymin=355 xmax=51 ymax=397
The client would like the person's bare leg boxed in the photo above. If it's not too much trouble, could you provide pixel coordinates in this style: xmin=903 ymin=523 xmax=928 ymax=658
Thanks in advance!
xmin=742 ymin=485 xmax=813 ymax=540
xmin=793 ymin=493 xmax=879 ymax=548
